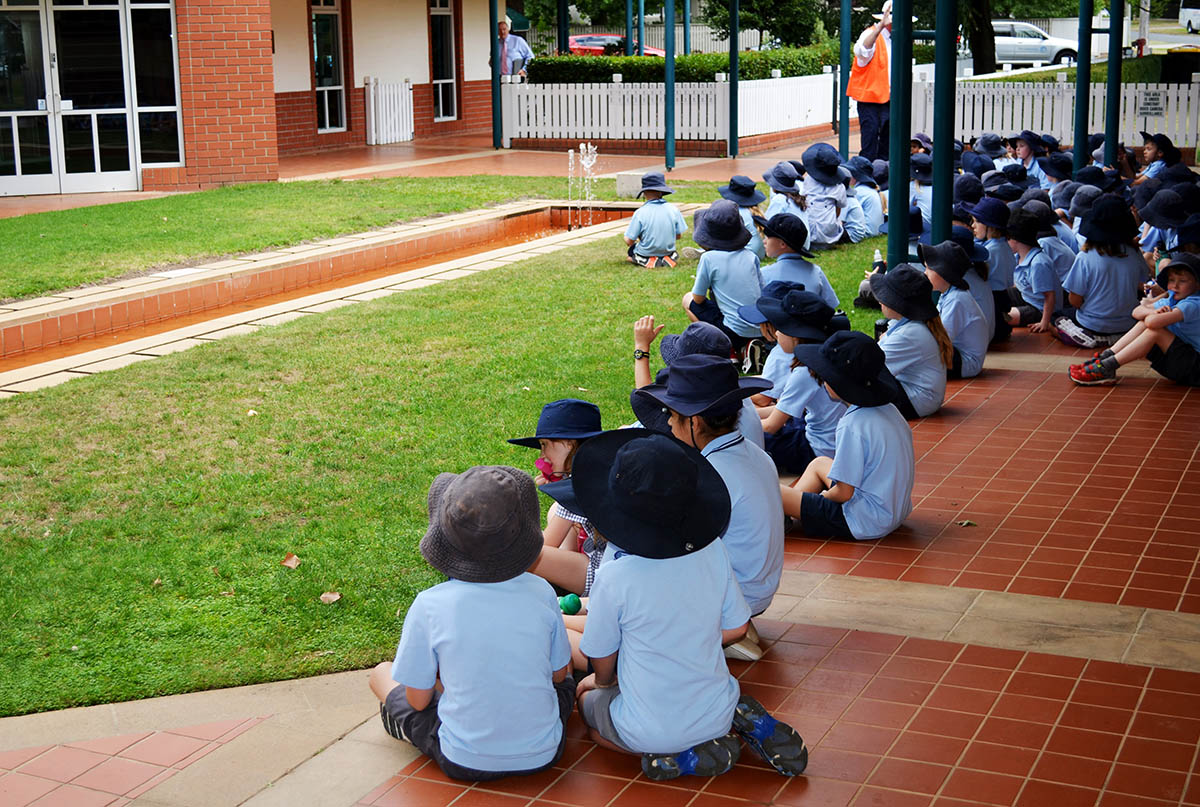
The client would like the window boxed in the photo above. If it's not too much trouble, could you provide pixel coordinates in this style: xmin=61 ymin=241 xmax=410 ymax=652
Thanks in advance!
xmin=429 ymin=0 xmax=455 ymax=121
xmin=312 ymin=0 xmax=344 ymax=131
xmin=129 ymin=1 xmax=182 ymax=164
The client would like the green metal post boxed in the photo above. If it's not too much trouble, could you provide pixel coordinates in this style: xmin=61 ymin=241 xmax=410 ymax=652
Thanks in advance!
xmin=1073 ymin=0 xmax=1094 ymax=174
xmin=1104 ymin=0 xmax=1124 ymax=166
xmin=730 ymin=0 xmax=739 ymax=157
xmin=638 ymin=0 xmax=645 ymax=55
xmin=839 ymin=0 xmax=851 ymax=159
xmin=490 ymin=0 xmax=501 ymax=149
xmin=625 ymin=0 xmax=634 ymax=54
xmin=557 ymin=0 xmax=569 ymax=53
xmin=684 ymin=0 xmax=692 ymax=54
xmin=887 ymin=0 xmax=913 ymax=268
xmin=665 ymin=0 xmax=676 ymax=169
xmin=930 ymin=0 xmax=957 ymax=245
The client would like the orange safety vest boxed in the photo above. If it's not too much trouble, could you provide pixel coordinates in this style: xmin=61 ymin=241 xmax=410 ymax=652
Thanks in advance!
xmin=846 ymin=33 xmax=890 ymax=104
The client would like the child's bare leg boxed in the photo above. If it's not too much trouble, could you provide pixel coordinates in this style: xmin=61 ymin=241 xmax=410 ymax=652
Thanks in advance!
xmin=369 ymin=662 xmax=400 ymax=703
xmin=528 ymin=545 xmax=589 ymax=593
xmin=566 ymin=627 xmax=586 ymax=672
xmin=780 ymin=457 xmax=833 ymax=518
xmin=1108 ymin=321 xmax=1147 ymax=355
xmin=1006 ymin=308 xmax=1021 ymax=326
xmin=1114 ymin=327 xmax=1175 ymax=366
xmin=682 ymin=292 xmax=700 ymax=322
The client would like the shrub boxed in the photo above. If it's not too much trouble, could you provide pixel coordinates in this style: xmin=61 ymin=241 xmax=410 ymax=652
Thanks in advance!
xmin=972 ymin=54 xmax=1163 ymax=84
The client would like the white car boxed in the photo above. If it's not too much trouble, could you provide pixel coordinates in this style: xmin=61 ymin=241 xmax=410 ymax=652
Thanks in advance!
xmin=1182 ymin=0 xmax=1200 ymax=32
xmin=992 ymin=21 xmax=1077 ymax=65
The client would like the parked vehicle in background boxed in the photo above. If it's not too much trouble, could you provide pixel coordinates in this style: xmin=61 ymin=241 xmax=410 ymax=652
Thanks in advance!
xmin=1182 ymin=0 xmax=1200 ymax=32
xmin=567 ymin=34 xmax=666 ymax=56
xmin=992 ymin=20 xmax=1077 ymax=64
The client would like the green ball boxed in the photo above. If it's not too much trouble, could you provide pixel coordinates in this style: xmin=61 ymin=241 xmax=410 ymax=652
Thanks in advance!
xmin=559 ymin=593 xmax=582 ymax=615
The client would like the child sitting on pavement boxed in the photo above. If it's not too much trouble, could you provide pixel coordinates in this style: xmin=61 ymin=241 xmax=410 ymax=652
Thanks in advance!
xmin=1005 ymin=207 xmax=1060 ymax=334
xmin=566 ymin=428 xmax=808 ymax=780
xmin=370 ymin=466 xmax=575 ymax=781
xmin=683 ymin=200 xmax=764 ymax=350
xmin=779 ymin=331 xmax=915 ymax=540
xmin=1069 ymin=254 xmax=1200 ymax=386
xmin=634 ymin=354 xmax=782 ymax=662
xmin=919 ymin=241 xmax=989 ymax=379
xmin=624 ymin=172 xmax=687 ymax=268
xmin=869 ymin=265 xmax=953 ymax=418
xmin=756 ymin=213 xmax=839 ymax=309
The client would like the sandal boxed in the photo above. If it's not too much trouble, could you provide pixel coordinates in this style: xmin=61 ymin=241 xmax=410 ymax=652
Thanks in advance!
xmin=731 ymin=694 xmax=808 ymax=776
xmin=641 ymin=733 xmax=740 ymax=781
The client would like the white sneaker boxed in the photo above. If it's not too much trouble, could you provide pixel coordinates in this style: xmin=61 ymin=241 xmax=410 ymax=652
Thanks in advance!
xmin=681 ymin=246 xmax=705 ymax=260
xmin=724 ymin=636 xmax=764 ymax=662
xmin=746 ymin=620 xmax=760 ymax=645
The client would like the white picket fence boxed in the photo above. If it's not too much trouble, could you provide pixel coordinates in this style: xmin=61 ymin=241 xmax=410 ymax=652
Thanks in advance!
xmin=912 ymin=81 xmax=1200 ymax=147
xmin=527 ymin=24 xmax=765 ymax=55
xmin=499 ymin=73 xmax=840 ymax=146
xmin=364 ymin=77 xmax=415 ymax=145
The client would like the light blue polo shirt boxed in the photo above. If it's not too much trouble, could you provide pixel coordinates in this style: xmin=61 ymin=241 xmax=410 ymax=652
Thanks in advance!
xmin=911 ymin=182 xmax=933 ymax=233
xmin=984 ymin=237 xmax=1017 ymax=291
xmin=1038 ymin=235 xmax=1076 ymax=285
xmin=1141 ymin=225 xmax=1178 ymax=253
xmin=880 ymin=317 xmax=947 ymax=418
xmin=391 ymin=574 xmax=571 ymax=771
xmin=759 ymin=343 xmax=790 ymax=400
xmin=624 ymin=199 xmax=687 ymax=257
xmin=760 ymin=254 xmax=839 ymax=310
xmin=937 ymin=286 xmax=989 ymax=378
xmin=829 ymin=404 xmax=915 ymax=540
xmin=692 ymin=249 xmax=764 ymax=338
xmin=1062 ymin=248 xmax=1147 ymax=333
xmin=1014 ymin=246 xmax=1061 ymax=311
xmin=736 ymin=205 xmax=766 ymax=260
xmin=1142 ymin=159 xmax=1167 ymax=180
xmin=858 ymin=185 xmax=885 ymax=236
xmin=738 ymin=398 xmax=766 ymax=449
xmin=764 ymin=193 xmax=813 ymax=251
xmin=1053 ymin=220 xmax=1080 ymax=254
xmin=1023 ymin=155 xmax=1052 ymax=189
xmin=965 ymin=269 xmax=996 ymax=341
xmin=580 ymin=538 xmax=749 ymax=754
xmin=1158 ymin=295 xmax=1200 ymax=349
xmin=775 ymin=366 xmax=848 ymax=457
xmin=701 ymin=431 xmax=784 ymax=615
xmin=841 ymin=192 xmax=872 ymax=243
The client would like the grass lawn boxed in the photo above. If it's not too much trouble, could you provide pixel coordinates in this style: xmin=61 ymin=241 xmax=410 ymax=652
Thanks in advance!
xmin=0 ymin=176 xmax=724 ymax=302
xmin=0 ymin=229 xmax=884 ymax=717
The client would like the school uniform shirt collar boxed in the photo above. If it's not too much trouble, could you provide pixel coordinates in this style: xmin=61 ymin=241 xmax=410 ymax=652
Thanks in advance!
xmin=701 ymin=430 xmax=744 ymax=457
xmin=1016 ymin=246 xmax=1042 ymax=267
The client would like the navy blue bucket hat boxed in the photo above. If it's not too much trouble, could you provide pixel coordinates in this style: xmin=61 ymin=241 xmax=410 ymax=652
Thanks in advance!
xmin=634 ymin=353 xmax=771 ymax=418
xmin=1001 ymin=163 xmax=1032 ymax=189
xmin=508 ymin=398 xmax=604 ymax=448
xmin=659 ymin=321 xmax=732 ymax=366
xmin=1008 ymin=130 xmax=1045 ymax=155
xmin=1050 ymin=180 xmax=1080 ymax=212
xmin=1156 ymin=253 xmax=1200 ymax=289
xmin=873 ymin=159 xmax=890 ymax=191
xmin=1140 ymin=189 xmax=1187 ymax=231
xmin=1068 ymin=184 xmax=1103 ymax=221
xmin=792 ymin=331 xmax=901 ymax=409
xmin=869 ymin=263 xmax=938 ymax=321
xmin=753 ymin=212 xmax=815 ymax=258
xmin=961 ymin=151 xmax=995 ymax=178
xmin=737 ymin=279 xmax=808 ymax=326
xmin=1075 ymin=165 xmax=1106 ymax=189
xmin=847 ymin=155 xmax=877 ymax=187
xmin=1080 ymin=194 xmax=1137 ymax=244
xmin=880 ymin=204 xmax=923 ymax=237
xmin=966 ymin=197 xmax=1010 ymax=231
xmin=1180 ymin=214 xmax=1200 ymax=247
xmin=911 ymin=153 xmax=934 ymax=183
xmin=1038 ymin=152 xmax=1074 ymax=181
xmin=693 ymin=200 xmax=751 ymax=251
xmin=918 ymin=241 xmax=971 ymax=290
xmin=802 ymin=142 xmax=842 ymax=186
xmin=719 ymin=175 xmax=767 ymax=206
xmin=638 ymin=172 xmax=674 ymax=196
xmin=757 ymin=290 xmax=836 ymax=341
xmin=569 ymin=429 xmax=730 ymax=560
xmin=763 ymin=161 xmax=800 ymax=194
xmin=954 ymin=172 xmax=984 ymax=204
xmin=974 ymin=133 xmax=1008 ymax=160
xmin=990 ymin=183 xmax=1024 ymax=202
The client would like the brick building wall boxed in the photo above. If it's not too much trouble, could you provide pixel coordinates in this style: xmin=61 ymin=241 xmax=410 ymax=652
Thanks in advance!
xmin=275 ymin=88 xmax=367 ymax=156
xmin=412 ymin=80 xmax=492 ymax=138
xmin=142 ymin=0 xmax=279 ymax=191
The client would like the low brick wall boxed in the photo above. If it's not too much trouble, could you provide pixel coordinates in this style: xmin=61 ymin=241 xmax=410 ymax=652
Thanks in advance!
xmin=511 ymin=121 xmax=858 ymax=157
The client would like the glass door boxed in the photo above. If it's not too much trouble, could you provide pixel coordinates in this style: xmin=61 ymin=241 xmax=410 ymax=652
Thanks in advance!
xmin=48 ymin=3 xmax=136 ymax=193
xmin=0 ymin=7 xmax=59 ymax=195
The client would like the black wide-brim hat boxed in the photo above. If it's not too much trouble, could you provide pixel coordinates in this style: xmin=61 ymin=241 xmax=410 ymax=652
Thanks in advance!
xmin=1008 ymin=130 xmax=1045 ymax=155
xmin=910 ymin=153 xmax=934 ymax=183
xmin=630 ymin=367 xmax=672 ymax=434
xmin=752 ymin=213 xmax=815 ymax=258
xmin=962 ymin=151 xmax=995 ymax=178
xmin=736 ymin=279 xmax=808 ymax=326
xmin=1038 ymin=153 xmax=1073 ymax=181
xmin=869 ymin=264 xmax=938 ymax=321
xmin=880 ymin=204 xmax=923 ymax=236
xmin=1141 ymin=131 xmax=1183 ymax=165
xmin=570 ymin=429 xmax=731 ymax=560
xmin=694 ymin=201 xmax=752 ymax=251
xmin=635 ymin=353 xmax=771 ymax=418
xmin=1140 ymin=189 xmax=1187 ymax=231
xmin=873 ymin=159 xmax=890 ymax=191
xmin=918 ymin=241 xmax=971 ymax=290
xmin=1180 ymin=213 xmax=1200 ymax=247
xmin=793 ymin=331 xmax=901 ymax=409
xmin=974 ymin=133 xmax=1008 ymax=160
xmin=420 ymin=465 xmax=544 ymax=583
xmin=1156 ymin=253 xmax=1200 ymax=289
xmin=802 ymin=142 xmax=842 ymax=186
xmin=719 ymin=175 xmax=767 ymax=206
xmin=1079 ymin=194 xmax=1138 ymax=244
xmin=757 ymin=289 xmax=835 ymax=341
xmin=508 ymin=398 xmax=604 ymax=448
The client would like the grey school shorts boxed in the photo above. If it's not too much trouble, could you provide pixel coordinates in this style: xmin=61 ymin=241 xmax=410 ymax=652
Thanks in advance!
xmin=578 ymin=684 xmax=635 ymax=752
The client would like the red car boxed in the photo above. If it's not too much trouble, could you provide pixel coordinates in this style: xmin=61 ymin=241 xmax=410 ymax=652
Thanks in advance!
xmin=568 ymin=34 xmax=666 ymax=57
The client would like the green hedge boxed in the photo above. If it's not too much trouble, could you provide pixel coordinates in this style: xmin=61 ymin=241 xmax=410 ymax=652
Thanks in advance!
xmin=527 ymin=42 xmax=936 ymax=83
xmin=972 ymin=54 xmax=1163 ymax=84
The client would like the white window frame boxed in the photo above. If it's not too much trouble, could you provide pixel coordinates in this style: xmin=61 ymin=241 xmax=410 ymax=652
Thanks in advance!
xmin=126 ymin=0 xmax=184 ymax=168
xmin=429 ymin=0 xmax=456 ymax=122
xmin=312 ymin=0 xmax=346 ymax=133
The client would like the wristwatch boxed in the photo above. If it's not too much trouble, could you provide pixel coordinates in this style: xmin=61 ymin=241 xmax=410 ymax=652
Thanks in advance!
xmin=633 ymin=349 xmax=651 ymax=360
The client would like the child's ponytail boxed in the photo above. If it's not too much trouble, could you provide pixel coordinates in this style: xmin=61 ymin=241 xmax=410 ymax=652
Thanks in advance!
xmin=926 ymin=316 xmax=956 ymax=369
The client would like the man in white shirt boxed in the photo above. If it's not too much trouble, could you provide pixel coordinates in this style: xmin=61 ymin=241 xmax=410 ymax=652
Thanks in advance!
xmin=496 ymin=19 xmax=533 ymax=79
xmin=847 ymin=0 xmax=893 ymax=162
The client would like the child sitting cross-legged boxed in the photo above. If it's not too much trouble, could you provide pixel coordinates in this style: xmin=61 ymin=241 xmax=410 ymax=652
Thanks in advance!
xmin=918 ymin=240 xmax=990 ymax=379
xmin=633 ymin=354 xmax=782 ymax=662
xmin=755 ymin=213 xmax=840 ymax=309
xmin=1069 ymin=254 xmax=1200 ymax=386
xmin=1004 ymin=207 xmax=1061 ymax=334
xmin=370 ymin=466 xmax=575 ymax=781
xmin=562 ymin=428 xmax=808 ymax=780
xmin=779 ymin=331 xmax=915 ymax=541
xmin=624 ymin=172 xmax=687 ymax=268
xmin=683 ymin=200 xmax=765 ymax=350
xmin=869 ymin=265 xmax=953 ymax=419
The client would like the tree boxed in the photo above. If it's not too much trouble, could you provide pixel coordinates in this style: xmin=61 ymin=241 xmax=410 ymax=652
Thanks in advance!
xmin=701 ymin=0 xmax=821 ymax=46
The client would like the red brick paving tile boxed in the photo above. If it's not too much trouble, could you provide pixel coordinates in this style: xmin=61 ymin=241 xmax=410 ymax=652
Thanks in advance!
xmin=1105 ymin=764 xmax=1188 ymax=802
xmin=849 ymin=561 xmax=909 ymax=580
xmin=359 ymin=776 xmax=403 ymax=804
xmin=1030 ymin=752 xmax=1113 ymax=789
xmin=0 ymin=774 xmax=60 ymax=807
xmin=840 ymin=632 xmax=906 ymax=655
xmin=900 ymin=567 xmax=960 ymax=585
xmin=1059 ymin=703 xmax=1135 ymax=735
xmin=1096 ymin=794 xmax=1178 ymax=807
xmin=740 ymin=683 xmax=794 ymax=711
xmin=780 ymin=690 xmax=854 ymax=719
xmin=840 ymin=699 xmax=919 ymax=730
xmin=1063 ymin=583 xmax=1124 ymax=604
xmin=888 ymin=732 xmax=967 ymax=766
xmin=990 ymin=693 xmax=1064 ymax=724
xmin=975 ymin=718 xmax=1053 ymax=750
xmin=65 ymin=734 xmax=151 ymax=757
xmin=760 ymin=642 xmax=832 ymax=666
xmin=740 ymin=661 xmax=817 ymax=689
xmin=1118 ymin=589 xmax=1181 ymax=610
xmin=1071 ymin=680 xmax=1143 ymax=711
xmin=373 ymin=778 xmax=465 ymax=806
xmin=955 ymin=647 xmax=1024 ymax=670
xmin=953 ymin=572 xmax=1011 ymax=591
xmin=851 ymin=786 xmax=935 ymax=806
xmin=880 ymin=657 xmax=951 ymax=683
xmin=925 ymin=685 xmax=999 ymax=714
xmin=861 ymin=677 xmax=934 ymax=705
xmin=867 ymin=758 xmax=950 ymax=794
xmin=687 ymin=794 xmax=761 ymax=806
xmin=68 ymin=757 xmax=161 ymax=796
xmin=797 ymin=670 xmax=873 ymax=697
xmin=1139 ymin=689 xmax=1200 ymax=719
xmin=907 ymin=709 xmax=984 ymax=740
xmin=1043 ymin=726 xmax=1123 ymax=760
xmin=25 ymin=783 xmax=122 ymax=807
xmin=449 ymin=790 xmax=534 ymax=807
xmin=781 ymin=625 xmax=848 ymax=646
xmin=1116 ymin=736 xmax=1197 ymax=772
xmin=568 ymin=746 xmax=631 ymax=778
xmin=942 ymin=665 xmax=1014 ymax=692
xmin=1014 ymin=780 xmax=1100 ymax=807
xmin=701 ymin=764 xmax=789 ymax=802
xmin=957 ymin=742 xmax=1038 ymax=778
xmin=1018 ymin=653 xmax=1087 ymax=678
xmin=1005 ymin=578 xmax=1068 ymax=597
xmin=0 ymin=748 xmax=52 ymax=771
xmin=1128 ymin=712 xmax=1200 ymax=745
xmin=167 ymin=718 xmax=248 ymax=741
xmin=1006 ymin=672 xmax=1076 ymax=700
xmin=459 ymin=766 xmax=563 ymax=800
xmin=940 ymin=769 xmax=1024 ymax=805
xmin=120 ymin=733 xmax=207 ymax=767
xmin=124 ymin=768 xmax=177 ymax=799
xmin=802 ymin=748 xmax=879 ymax=783
xmin=537 ymin=770 xmax=628 ymax=806
xmin=819 ymin=723 xmax=900 ymax=756
xmin=552 ymin=739 xmax=591 ymax=770
xmin=773 ymin=775 xmax=860 ymax=806
xmin=16 ymin=747 xmax=108 ymax=783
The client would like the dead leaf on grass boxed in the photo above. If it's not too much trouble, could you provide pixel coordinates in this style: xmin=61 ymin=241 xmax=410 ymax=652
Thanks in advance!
xmin=320 ymin=591 xmax=342 ymax=604
xmin=152 ymin=578 xmax=162 ymax=587
xmin=221 ymin=590 xmax=235 ymax=596
xmin=281 ymin=553 xmax=301 ymax=569
xmin=247 ymin=409 xmax=259 ymax=417
xmin=955 ymin=520 xmax=977 ymax=527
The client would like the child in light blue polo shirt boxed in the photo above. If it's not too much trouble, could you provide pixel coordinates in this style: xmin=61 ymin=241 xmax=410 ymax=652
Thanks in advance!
xmin=370 ymin=466 xmax=575 ymax=781
xmin=624 ymin=172 xmax=687 ymax=268
xmin=839 ymin=166 xmax=872 ymax=243
xmin=684 ymin=200 xmax=764 ymax=345
xmin=755 ymin=213 xmax=839 ymax=309
xmin=780 ymin=331 xmax=915 ymax=541
xmin=571 ymin=429 xmax=808 ymax=780
xmin=920 ymin=241 xmax=989 ymax=379
xmin=868 ymin=265 xmax=952 ymax=419
xmin=1006 ymin=208 xmax=1060 ymax=333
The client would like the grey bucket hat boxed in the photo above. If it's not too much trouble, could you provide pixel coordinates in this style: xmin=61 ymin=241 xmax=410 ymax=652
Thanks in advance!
xmin=420 ymin=465 xmax=544 ymax=583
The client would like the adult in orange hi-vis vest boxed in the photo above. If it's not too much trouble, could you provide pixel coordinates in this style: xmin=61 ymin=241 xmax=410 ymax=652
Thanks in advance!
xmin=847 ymin=0 xmax=893 ymax=162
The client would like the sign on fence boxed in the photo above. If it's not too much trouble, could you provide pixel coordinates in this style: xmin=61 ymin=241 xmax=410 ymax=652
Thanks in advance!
xmin=1138 ymin=90 xmax=1167 ymax=118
